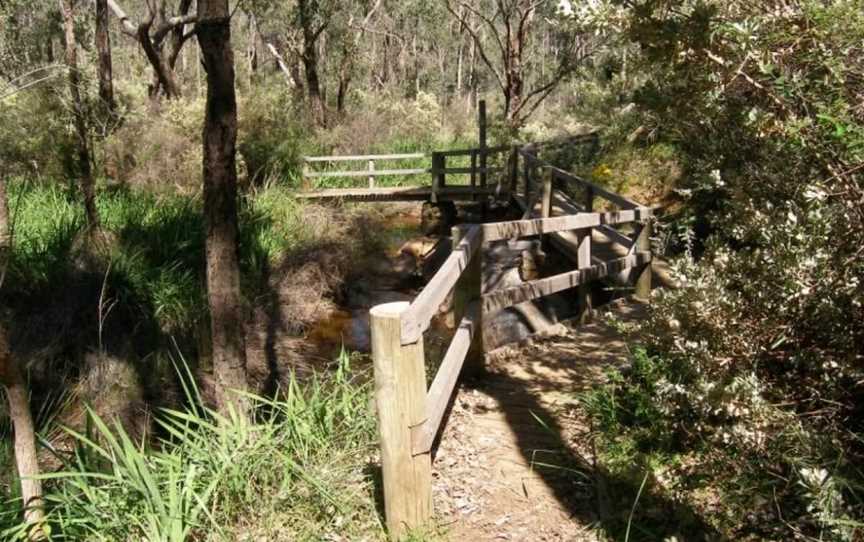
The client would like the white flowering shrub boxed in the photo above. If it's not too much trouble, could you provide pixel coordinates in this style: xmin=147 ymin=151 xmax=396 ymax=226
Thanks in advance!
xmin=584 ymin=1 xmax=864 ymax=538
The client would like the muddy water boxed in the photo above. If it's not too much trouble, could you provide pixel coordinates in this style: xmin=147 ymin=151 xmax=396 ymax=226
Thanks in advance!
xmin=305 ymin=204 xmax=448 ymax=361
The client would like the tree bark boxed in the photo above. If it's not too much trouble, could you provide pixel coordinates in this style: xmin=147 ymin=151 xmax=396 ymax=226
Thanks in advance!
xmin=197 ymin=0 xmax=249 ymax=417
xmin=0 ymin=177 xmax=45 ymax=540
xmin=298 ymin=0 xmax=327 ymax=127
xmin=60 ymin=0 xmax=100 ymax=231
xmin=95 ymin=0 xmax=116 ymax=117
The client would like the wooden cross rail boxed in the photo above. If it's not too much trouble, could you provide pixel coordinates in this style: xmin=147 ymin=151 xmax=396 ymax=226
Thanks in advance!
xmin=302 ymin=152 xmax=429 ymax=189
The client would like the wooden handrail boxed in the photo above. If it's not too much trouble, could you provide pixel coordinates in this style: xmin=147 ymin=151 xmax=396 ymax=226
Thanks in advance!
xmin=482 ymin=252 xmax=651 ymax=314
xmin=482 ymin=208 xmax=651 ymax=243
xmin=400 ymin=225 xmax=482 ymax=345
xmin=304 ymin=152 xmax=426 ymax=162
xmin=306 ymin=168 xmax=428 ymax=178
xmin=549 ymin=167 xmax=639 ymax=210
xmin=436 ymin=145 xmax=509 ymax=157
xmin=411 ymin=302 xmax=480 ymax=455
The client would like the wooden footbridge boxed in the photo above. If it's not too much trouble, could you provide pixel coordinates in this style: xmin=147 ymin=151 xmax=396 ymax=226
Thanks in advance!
xmin=300 ymin=107 xmax=652 ymax=538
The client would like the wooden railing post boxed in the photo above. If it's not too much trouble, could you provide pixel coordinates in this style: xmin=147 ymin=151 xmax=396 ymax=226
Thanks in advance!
xmin=470 ymin=150 xmax=478 ymax=200
xmin=368 ymin=159 xmax=375 ymax=188
xmin=370 ymin=301 xmax=432 ymax=537
xmin=478 ymin=100 xmax=487 ymax=189
xmin=634 ymin=219 xmax=652 ymax=301
xmin=540 ymin=168 xmax=553 ymax=250
xmin=508 ymin=145 xmax=518 ymax=195
xmin=452 ymin=226 xmax=484 ymax=377
xmin=302 ymin=159 xmax=311 ymax=190
xmin=584 ymin=186 xmax=594 ymax=213
xmin=577 ymin=228 xmax=593 ymax=323
xmin=523 ymin=153 xmax=531 ymax=200
xmin=431 ymin=152 xmax=444 ymax=203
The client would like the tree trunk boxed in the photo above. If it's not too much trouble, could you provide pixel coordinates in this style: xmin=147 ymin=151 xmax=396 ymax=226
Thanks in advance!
xmin=60 ymin=0 xmax=100 ymax=232
xmin=0 ymin=177 xmax=45 ymax=540
xmin=197 ymin=0 xmax=249 ymax=417
xmin=298 ymin=0 xmax=327 ymax=127
xmin=301 ymin=42 xmax=326 ymax=127
xmin=336 ymin=44 xmax=350 ymax=115
xmin=95 ymin=0 xmax=116 ymax=118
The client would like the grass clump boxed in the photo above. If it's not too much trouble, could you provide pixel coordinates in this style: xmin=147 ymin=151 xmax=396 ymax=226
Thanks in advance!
xmin=1 ymin=351 xmax=383 ymax=542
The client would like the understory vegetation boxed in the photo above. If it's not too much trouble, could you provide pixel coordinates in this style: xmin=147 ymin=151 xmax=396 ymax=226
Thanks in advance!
xmin=580 ymin=1 xmax=864 ymax=540
xmin=2 ymin=352 xmax=381 ymax=541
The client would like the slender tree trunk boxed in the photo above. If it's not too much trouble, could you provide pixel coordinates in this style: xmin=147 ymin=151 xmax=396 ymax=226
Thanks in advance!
xmin=60 ymin=0 xmax=100 ymax=232
xmin=297 ymin=0 xmax=326 ymax=127
xmin=301 ymin=42 xmax=326 ymax=127
xmin=0 ymin=177 xmax=44 ymax=540
xmin=95 ymin=0 xmax=116 ymax=117
xmin=197 ymin=0 xmax=249 ymax=417
xmin=336 ymin=42 xmax=351 ymax=115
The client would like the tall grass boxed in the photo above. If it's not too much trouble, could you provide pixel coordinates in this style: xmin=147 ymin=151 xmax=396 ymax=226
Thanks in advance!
xmin=1 ymin=351 xmax=382 ymax=541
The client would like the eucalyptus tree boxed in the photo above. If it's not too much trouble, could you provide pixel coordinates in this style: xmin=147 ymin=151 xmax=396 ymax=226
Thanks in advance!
xmin=197 ymin=0 xmax=250 ymax=417
xmin=106 ymin=0 xmax=197 ymax=100
xmin=445 ymin=0 xmax=598 ymax=130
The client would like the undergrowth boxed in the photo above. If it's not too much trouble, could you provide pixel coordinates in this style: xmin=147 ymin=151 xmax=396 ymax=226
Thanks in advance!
xmin=1 ymin=351 xmax=384 ymax=542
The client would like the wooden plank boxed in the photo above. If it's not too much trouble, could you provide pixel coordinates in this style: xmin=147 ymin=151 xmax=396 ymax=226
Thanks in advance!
xmin=550 ymin=167 xmax=639 ymax=209
xmin=552 ymin=188 xmax=635 ymax=249
xmin=304 ymin=152 xmax=425 ymax=162
xmin=370 ymin=302 xmax=432 ymax=536
xmin=482 ymin=253 xmax=652 ymax=314
xmin=451 ymin=226 xmax=483 ymax=376
xmin=440 ymin=166 xmax=503 ymax=175
xmin=400 ymin=226 xmax=482 ymax=344
xmin=412 ymin=303 xmax=479 ymax=455
xmin=437 ymin=145 xmax=508 ymax=157
xmin=482 ymin=208 xmax=651 ymax=243
xmin=306 ymin=168 xmax=428 ymax=179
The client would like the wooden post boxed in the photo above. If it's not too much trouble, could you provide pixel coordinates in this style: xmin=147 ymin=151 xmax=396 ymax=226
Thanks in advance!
xmin=584 ymin=186 xmax=594 ymax=213
xmin=431 ymin=152 xmax=444 ymax=203
xmin=370 ymin=301 xmax=432 ymax=537
xmin=302 ymin=160 xmax=311 ymax=190
xmin=541 ymin=168 xmax=553 ymax=250
xmin=508 ymin=145 xmax=518 ymax=196
xmin=478 ymin=99 xmax=487 ymax=189
xmin=452 ymin=225 xmax=484 ymax=377
xmin=577 ymin=228 xmax=593 ymax=323
xmin=470 ymin=150 xmax=477 ymax=200
xmin=368 ymin=159 xmax=375 ymax=188
xmin=634 ymin=220 xmax=652 ymax=300
xmin=523 ymin=153 xmax=531 ymax=202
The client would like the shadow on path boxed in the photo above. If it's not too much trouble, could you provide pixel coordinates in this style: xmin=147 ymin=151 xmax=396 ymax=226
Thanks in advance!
xmin=432 ymin=301 xmax=721 ymax=541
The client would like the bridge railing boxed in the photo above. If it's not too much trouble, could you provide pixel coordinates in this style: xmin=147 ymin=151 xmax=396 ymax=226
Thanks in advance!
xmin=370 ymin=166 xmax=653 ymax=535
xmin=302 ymin=152 xmax=429 ymax=189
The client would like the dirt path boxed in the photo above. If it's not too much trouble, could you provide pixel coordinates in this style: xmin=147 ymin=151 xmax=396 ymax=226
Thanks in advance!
xmin=432 ymin=300 xmax=646 ymax=541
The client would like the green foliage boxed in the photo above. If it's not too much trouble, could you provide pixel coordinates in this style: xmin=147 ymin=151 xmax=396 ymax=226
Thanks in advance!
xmin=1 ymin=352 xmax=382 ymax=541
xmin=581 ymin=1 xmax=864 ymax=538
xmin=238 ymin=85 xmax=313 ymax=186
